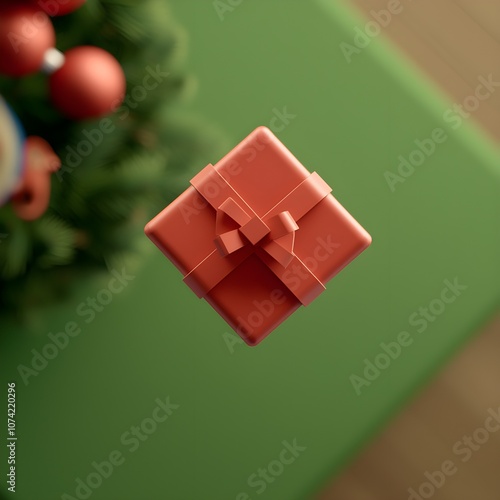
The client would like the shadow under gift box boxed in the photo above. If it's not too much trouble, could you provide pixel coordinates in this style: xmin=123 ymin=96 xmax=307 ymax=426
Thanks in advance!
xmin=145 ymin=127 xmax=371 ymax=345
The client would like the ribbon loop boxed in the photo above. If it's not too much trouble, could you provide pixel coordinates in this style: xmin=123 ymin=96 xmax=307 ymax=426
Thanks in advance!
xmin=267 ymin=211 xmax=298 ymax=240
xmin=217 ymin=197 xmax=251 ymax=227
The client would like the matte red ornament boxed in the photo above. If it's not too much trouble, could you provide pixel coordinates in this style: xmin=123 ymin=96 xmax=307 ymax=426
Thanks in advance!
xmin=145 ymin=127 xmax=372 ymax=346
xmin=0 ymin=5 xmax=55 ymax=76
xmin=49 ymin=46 xmax=126 ymax=119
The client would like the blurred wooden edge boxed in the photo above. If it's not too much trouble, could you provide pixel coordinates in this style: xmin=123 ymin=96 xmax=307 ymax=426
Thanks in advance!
xmin=316 ymin=312 xmax=500 ymax=500
xmin=347 ymin=0 xmax=500 ymax=144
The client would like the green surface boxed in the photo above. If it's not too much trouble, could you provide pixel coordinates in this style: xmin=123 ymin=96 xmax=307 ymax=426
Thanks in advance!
xmin=1 ymin=1 xmax=500 ymax=499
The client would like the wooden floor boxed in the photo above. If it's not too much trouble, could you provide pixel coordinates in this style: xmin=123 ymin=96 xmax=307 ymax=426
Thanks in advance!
xmin=349 ymin=0 xmax=500 ymax=143
xmin=317 ymin=2 xmax=500 ymax=498
xmin=317 ymin=315 xmax=500 ymax=500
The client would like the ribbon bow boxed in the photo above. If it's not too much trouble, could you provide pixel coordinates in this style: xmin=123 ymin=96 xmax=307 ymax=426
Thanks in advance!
xmin=184 ymin=164 xmax=332 ymax=305
xmin=214 ymin=197 xmax=299 ymax=268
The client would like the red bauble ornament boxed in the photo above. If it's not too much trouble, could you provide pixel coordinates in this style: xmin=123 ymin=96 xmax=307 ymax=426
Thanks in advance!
xmin=49 ymin=46 xmax=126 ymax=120
xmin=0 ymin=5 xmax=55 ymax=76
xmin=33 ymin=0 xmax=87 ymax=16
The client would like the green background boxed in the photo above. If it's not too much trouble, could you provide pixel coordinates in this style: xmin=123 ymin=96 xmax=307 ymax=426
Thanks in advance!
xmin=1 ymin=1 xmax=500 ymax=499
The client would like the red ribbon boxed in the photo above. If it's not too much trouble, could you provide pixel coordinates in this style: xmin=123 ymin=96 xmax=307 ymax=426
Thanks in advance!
xmin=214 ymin=197 xmax=299 ymax=268
xmin=183 ymin=164 xmax=332 ymax=305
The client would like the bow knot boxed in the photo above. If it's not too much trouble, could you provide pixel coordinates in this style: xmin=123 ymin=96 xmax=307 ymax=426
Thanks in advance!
xmin=214 ymin=197 xmax=298 ymax=268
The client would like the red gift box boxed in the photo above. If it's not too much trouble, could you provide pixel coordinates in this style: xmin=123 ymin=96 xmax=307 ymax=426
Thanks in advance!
xmin=145 ymin=127 xmax=371 ymax=345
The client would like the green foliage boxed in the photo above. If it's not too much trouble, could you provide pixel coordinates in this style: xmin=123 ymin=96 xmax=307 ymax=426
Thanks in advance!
xmin=0 ymin=0 xmax=222 ymax=317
